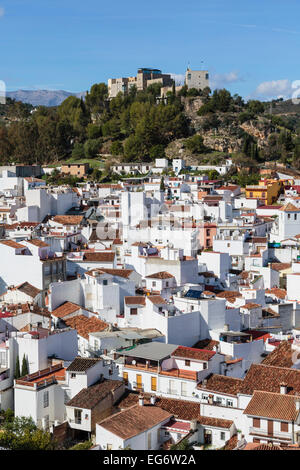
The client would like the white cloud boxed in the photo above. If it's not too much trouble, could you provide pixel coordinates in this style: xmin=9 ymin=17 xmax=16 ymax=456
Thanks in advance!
xmin=0 ymin=7 xmax=4 ymax=17
xmin=210 ymin=71 xmax=243 ymax=90
xmin=250 ymin=79 xmax=294 ymax=100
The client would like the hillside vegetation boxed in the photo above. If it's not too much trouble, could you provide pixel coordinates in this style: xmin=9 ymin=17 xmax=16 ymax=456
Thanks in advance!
xmin=1 ymin=83 xmax=300 ymax=175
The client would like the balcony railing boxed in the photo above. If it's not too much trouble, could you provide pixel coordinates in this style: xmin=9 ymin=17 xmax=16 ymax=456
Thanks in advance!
xmin=132 ymin=382 xmax=144 ymax=391
xmin=249 ymin=427 xmax=292 ymax=441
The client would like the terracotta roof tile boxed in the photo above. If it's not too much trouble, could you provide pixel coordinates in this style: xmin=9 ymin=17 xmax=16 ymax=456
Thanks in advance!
xmin=98 ymin=404 xmax=171 ymax=439
xmin=244 ymin=390 xmax=300 ymax=421
xmin=64 ymin=315 xmax=109 ymax=339
xmin=66 ymin=379 xmax=123 ymax=409
xmin=124 ymin=296 xmax=146 ymax=306
xmin=261 ymin=341 xmax=294 ymax=368
xmin=172 ymin=346 xmax=216 ymax=361
xmin=51 ymin=301 xmax=81 ymax=319
xmin=197 ymin=373 xmax=244 ymax=396
xmin=240 ymin=364 xmax=300 ymax=395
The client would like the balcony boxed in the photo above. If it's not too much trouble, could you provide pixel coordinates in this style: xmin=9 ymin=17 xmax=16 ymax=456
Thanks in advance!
xmin=160 ymin=368 xmax=198 ymax=381
xmin=132 ymin=381 xmax=144 ymax=392
xmin=124 ymin=363 xmax=158 ymax=373
xmin=249 ymin=427 xmax=292 ymax=441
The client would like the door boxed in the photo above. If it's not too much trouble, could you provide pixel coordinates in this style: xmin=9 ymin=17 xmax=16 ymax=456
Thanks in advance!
xmin=151 ymin=376 xmax=157 ymax=391
xmin=268 ymin=420 xmax=273 ymax=436
xmin=136 ymin=374 xmax=142 ymax=390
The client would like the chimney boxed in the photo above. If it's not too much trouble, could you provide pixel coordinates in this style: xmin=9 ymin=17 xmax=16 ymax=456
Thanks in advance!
xmin=280 ymin=382 xmax=287 ymax=395
xmin=190 ymin=419 xmax=197 ymax=432
xmin=150 ymin=395 xmax=156 ymax=405
xmin=138 ymin=394 xmax=144 ymax=406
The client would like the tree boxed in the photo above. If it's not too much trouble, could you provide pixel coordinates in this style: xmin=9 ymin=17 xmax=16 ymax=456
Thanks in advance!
xmin=185 ymin=135 xmax=206 ymax=154
xmin=21 ymin=354 xmax=29 ymax=377
xmin=0 ymin=416 xmax=57 ymax=450
xmin=160 ymin=177 xmax=165 ymax=191
xmin=69 ymin=440 xmax=93 ymax=450
xmin=72 ymin=142 xmax=85 ymax=160
xmin=14 ymin=356 xmax=21 ymax=379
xmin=84 ymin=138 xmax=101 ymax=158
xmin=110 ymin=140 xmax=124 ymax=156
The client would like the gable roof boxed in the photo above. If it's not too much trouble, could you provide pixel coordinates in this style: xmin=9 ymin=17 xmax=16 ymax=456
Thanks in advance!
xmin=171 ymin=346 xmax=216 ymax=362
xmin=97 ymin=404 xmax=172 ymax=440
xmin=145 ymin=272 xmax=174 ymax=279
xmin=261 ymin=341 xmax=294 ymax=368
xmin=197 ymin=373 xmax=244 ymax=396
xmin=66 ymin=379 xmax=123 ymax=409
xmin=125 ymin=296 xmax=146 ymax=306
xmin=244 ymin=390 xmax=300 ymax=421
xmin=147 ymin=295 xmax=167 ymax=305
xmin=64 ymin=315 xmax=109 ymax=339
xmin=280 ymin=203 xmax=300 ymax=212
xmin=51 ymin=301 xmax=82 ymax=319
xmin=67 ymin=357 xmax=102 ymax=372
xmin=15 ymin=282 xmax=41 ymax=299
xmin=240 ymin=363 xmax=300 ymax=396
xmin=0 ymin=240 xmax=26 ymax=249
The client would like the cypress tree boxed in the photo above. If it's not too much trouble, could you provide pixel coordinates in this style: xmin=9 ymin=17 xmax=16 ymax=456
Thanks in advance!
xmin=14 ymin=356 xmax=21 ymax=379
xmin=21 ymin=354 xmax=29 ymax=377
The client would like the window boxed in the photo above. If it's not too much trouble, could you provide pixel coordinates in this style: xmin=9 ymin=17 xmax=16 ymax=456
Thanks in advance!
xmin=43 ymin=391 xmax=49 ymax=408
xmin=123 ymin=372 xmax=128 ymax=385
xmin=295 ymin=214 xmax=297 ymax=220
xmin=185 ymin=360 xmax=191 ymax=367
xmin=220 ymin=432 xmax=226 ymax=440
xmin=130 ymin=308 xmax=137 ymax=315
xmin=288 ymin=213 xmax=291 ymax=219
xmin=253 ymin=418 xmax=260 ymax=428
xmin=103 ymin=279 xmax=108 ymax=286
xmin=281 ymin=422 xmax=288 ymax=432
xmin=226 ymin=399 xmax=233 ymax=407
xmin=75 ymin=409 xmax=82 ymax=424
xmin=152 ymin=281 xmax=156 ymax=287
xmin=151 ymin=376 xmax=157 ymax=391
xmin=203 ymin=362 xmax=207 ymax=369
xmin=181 ymin=382 xmax=188 ymax=397
xmin=71 ymin=373 xmax=76 ymax=378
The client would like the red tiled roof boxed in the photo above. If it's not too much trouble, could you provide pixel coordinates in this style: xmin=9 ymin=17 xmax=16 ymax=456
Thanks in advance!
xmin=51 ymin=301 xmax=81 ymax=319
xmin=261 ymin=341 xmax=294 ymax=368
xmin=240 ymin=363 xmax=300 ymax=395
xmin=98 ymin=404 xmax=171 ymax=439
xmin=244 ymin=390 xmax=300 ymax=421
xmin=197 ymin=373 xmax=244 ymax=396
xmin=64 ymin=315 xmax=109 ymax=339
xmin=172 ymin=346 xmax=215 ymax=361
xmin=124 ymin=296 xmax=146 ymax=306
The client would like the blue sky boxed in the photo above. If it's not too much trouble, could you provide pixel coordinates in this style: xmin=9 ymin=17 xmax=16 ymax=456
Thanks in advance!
xmin=1 ymin=0 xmax=300 ymax=99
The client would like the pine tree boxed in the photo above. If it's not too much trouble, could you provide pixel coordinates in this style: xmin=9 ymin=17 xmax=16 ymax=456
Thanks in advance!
xmin=21 ymin=354 xmax=29 ymax=377
xmin=160 ymin=177 xmax=165 ymax=191
xmin=14 ymin=356 xmax=21 ymax=379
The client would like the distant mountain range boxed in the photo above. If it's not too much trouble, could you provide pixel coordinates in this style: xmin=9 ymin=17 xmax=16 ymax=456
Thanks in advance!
xmin=6 ymin=90 xmax=86 ymax=107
